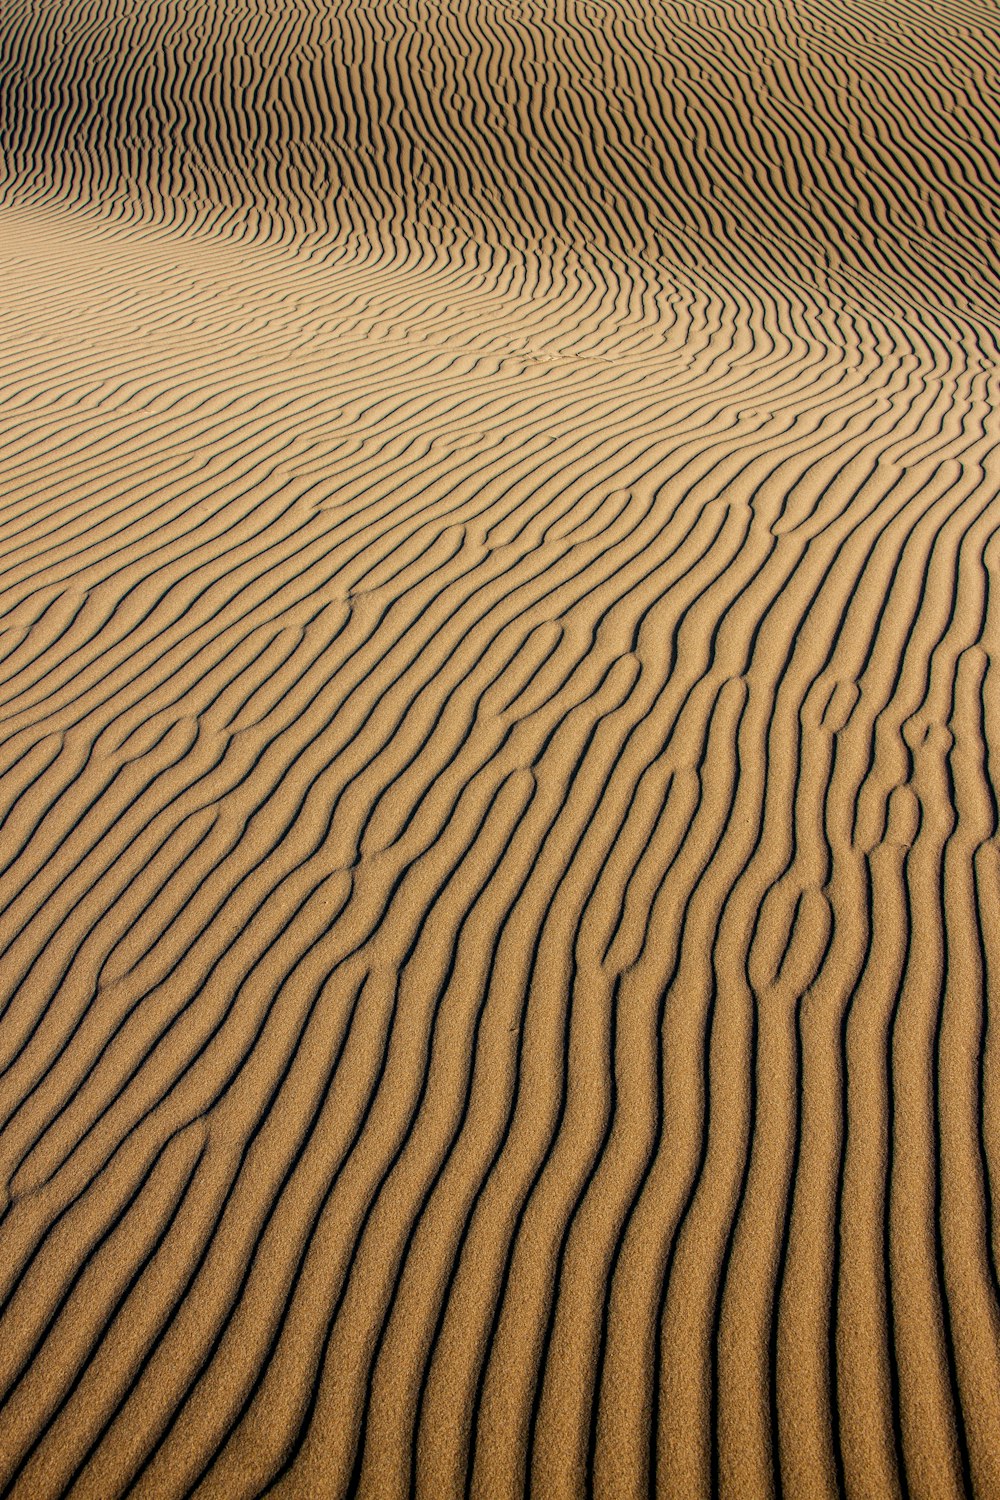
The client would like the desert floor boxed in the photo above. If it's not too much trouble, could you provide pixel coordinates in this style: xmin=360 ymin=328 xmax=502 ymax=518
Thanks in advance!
xmin=1 ymin=0 xmax=999 ymax=1496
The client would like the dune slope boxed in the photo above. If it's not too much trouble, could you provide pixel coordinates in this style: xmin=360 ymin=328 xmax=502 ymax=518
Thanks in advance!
xmin=1 ymin=1 xmax=1000 ymax=1496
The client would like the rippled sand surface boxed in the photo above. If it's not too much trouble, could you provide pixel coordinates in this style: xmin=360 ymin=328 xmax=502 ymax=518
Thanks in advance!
xmin=1 ymin=1 xmax=999 ymax=1495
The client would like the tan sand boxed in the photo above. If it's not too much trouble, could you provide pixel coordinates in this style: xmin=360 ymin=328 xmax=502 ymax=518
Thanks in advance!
xmin=1 ymin=0 xmax=999 ymax=1495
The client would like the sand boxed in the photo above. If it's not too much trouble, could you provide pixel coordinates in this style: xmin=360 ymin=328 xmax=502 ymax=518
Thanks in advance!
xmin=0 ymin=0 xmax=999 ymax=1495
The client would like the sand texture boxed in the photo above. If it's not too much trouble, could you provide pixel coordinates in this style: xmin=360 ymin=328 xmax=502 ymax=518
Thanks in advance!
xmin=1 ymin=0 xmax=999 ymax=1495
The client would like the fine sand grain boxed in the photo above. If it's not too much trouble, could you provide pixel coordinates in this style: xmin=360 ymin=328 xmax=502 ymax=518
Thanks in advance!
xmin=1 ymin=1 xmax=999 ymax=1496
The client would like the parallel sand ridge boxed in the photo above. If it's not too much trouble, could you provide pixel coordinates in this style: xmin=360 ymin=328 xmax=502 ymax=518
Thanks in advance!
xmin=1 ymin=0 xmax=1000 ymax=1495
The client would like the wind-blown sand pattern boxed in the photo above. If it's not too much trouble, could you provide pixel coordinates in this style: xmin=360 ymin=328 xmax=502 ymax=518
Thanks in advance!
xmin=1 ymin=0 xmax=999 ymax=1496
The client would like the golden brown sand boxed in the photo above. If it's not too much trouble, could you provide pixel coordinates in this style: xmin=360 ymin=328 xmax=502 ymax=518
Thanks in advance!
xmin=1 ymin=0 xmax=999 ymax=1495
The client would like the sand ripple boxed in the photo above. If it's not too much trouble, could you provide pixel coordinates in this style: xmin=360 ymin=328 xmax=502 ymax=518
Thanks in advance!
xmin=1 ymin=1 xmax=999 ymax=1495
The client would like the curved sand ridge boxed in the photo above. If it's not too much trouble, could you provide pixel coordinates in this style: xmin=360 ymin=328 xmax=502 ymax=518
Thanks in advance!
xmin=1 ymin=1 xmax=1000 ymax=1496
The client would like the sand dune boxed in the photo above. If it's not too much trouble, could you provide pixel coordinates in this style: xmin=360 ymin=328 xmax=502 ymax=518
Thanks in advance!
xmin=1 ymin=0 xmax=999 ymax=1496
